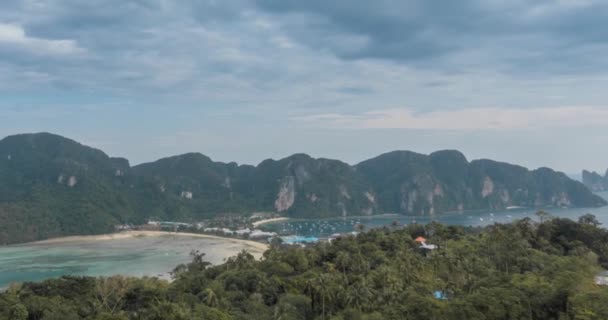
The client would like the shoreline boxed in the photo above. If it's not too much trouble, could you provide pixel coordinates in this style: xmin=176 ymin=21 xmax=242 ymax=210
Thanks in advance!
xmin=27 ymin=230 xmax=269 ymax=252
xmin=252 ymin=217 xmax=290 ymax=227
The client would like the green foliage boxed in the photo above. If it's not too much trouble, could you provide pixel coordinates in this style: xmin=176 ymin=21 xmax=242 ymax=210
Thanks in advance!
xmin=0 ymin=133 xmax=605 ymax=244
xmin=2 ymin=218 xmax=608 ymax=319
xmin=357 ymin=151 xmax=607 ymax=215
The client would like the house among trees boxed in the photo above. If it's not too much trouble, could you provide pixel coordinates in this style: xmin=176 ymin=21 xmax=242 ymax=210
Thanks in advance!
xmin=420 ymin=243 xmax=438 ymax=250
xmin=415 ymin=236 xmax=437 ymax=250
xmin=414 ymin=236 xmax=426 ymax=243
xmin=595 ymin=271 xmax=608 ymax=285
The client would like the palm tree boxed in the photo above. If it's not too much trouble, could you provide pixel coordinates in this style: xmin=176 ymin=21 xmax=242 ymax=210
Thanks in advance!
xmin=379 ymin=267 xmax=402 ymax=304
xmin=335 ymin=252 xmax=350 ymax=279
xmin=304 ymin=274 xmax=336 ymax=319
xmin=317 ymin=274 xmax=335 ymax=319
xmin=345 ymin=278 xmax=374 ymax=312
xmin=202 ymin=288 xmax=219 ymax=308
xmin=274 ymin=302 xmax=297 ymax=320
xmin=356 ymin=223 xmax=366 ymax=233
xmin=535 ymin=210 xmax=550 ymax=223
xmin=303 ymin=278 xmax=317 ymax=314
xmin=578 ymin=213 xmax=601 ymax=227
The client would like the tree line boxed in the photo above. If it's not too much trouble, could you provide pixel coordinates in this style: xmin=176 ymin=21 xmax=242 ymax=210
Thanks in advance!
xmin=2 ymin=214 xmax=608 ymax=319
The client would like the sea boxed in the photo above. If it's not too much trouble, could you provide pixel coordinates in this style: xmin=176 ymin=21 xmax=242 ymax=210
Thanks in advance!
xmin=261 ymin=192 xmax=608 ymax=238
xmin=1 ymin=192 xmax=607 ymax=289
xmin=0 ymin=235 xmax=263 ymax=290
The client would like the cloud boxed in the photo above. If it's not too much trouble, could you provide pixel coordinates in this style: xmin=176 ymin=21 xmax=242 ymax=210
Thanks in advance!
xmin=0 ymin=23 xmax=84 ymax=55
xmin=253 ymin=0 xmax=608 ymax=75
xmin=294 ymin=106 xmax=608 ymax=130
xmin=1 ymin=0 xmax=607 ymax=102
xmin=1 ymin=0 xmax=608 ymax=173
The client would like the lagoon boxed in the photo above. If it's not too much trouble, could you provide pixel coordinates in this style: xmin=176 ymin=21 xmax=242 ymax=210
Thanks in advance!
xmin=2 ymin=193 xmax=608 ymax=289
xmin=0 ymin=232 xmax=266 ymax=289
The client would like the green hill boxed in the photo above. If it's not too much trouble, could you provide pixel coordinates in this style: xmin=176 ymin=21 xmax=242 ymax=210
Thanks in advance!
xmin=0 ymin=133 xmax=140 ymax=244
xmin=0 ymin=133 xmax=604 ymax=244
xmin=356 ymin=150 xmax=606 ymax=214
xmin=583 ymin=169 xmax=608 ymax=191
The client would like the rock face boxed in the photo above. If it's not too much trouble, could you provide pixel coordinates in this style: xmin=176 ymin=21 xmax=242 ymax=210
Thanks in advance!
xmin=582 ymin=169 xmax=608 ymax=191
xmin=481 ymin=176 xmax=494 ymax=198
xmin=355 ymin=151 xmax=607 ymax=215
xmin=275 ymin=177 xmax=296 ymax=212
xmin=0 ymin=132 xmax=605 ymax=245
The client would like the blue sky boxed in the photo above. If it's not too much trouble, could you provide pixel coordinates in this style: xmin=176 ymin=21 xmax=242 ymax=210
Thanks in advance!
xmin=1 ymin=0 xmax=608 ymax=173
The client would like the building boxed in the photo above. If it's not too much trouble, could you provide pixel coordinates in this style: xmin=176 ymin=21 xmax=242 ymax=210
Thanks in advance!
xmin=415 ymin=236 xmax=437 ymax=250
xmin=434 ymin=291 xmax=448 ymax=300
xmin=281 ymin=235 xmax=319 ymax=244
xmin=249 ymin=230 xmax=277 ymax=239
xmin=147 ymin=220 xmax=160 ymax=226
xmin=235 ymin=228 xmax=251 ymax=236
xmin=595 ymin=271 xmax=608 ymax=285
xmin=114 ymin=224 xmax=132 ymax=231
xmin=203 ymin=227 xmax=234 ymax=235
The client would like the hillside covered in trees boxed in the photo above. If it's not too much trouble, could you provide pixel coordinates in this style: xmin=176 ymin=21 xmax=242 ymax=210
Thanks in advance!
xmin=1 ymin=216 xmax=608 ymax=319
xmin=0 ymin=132 xmax=605 ymax=244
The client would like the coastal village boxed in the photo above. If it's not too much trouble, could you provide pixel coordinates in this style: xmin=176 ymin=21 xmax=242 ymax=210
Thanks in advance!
xmin=116 ymin=217 xmax=327 ymax=246
xmin=113 ymin=212 xmax=441 ymax=251
xmin=114 ymin=212 xmax=322 ymax=246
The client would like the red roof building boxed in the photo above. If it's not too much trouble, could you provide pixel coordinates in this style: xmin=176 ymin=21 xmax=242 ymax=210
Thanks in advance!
xmin=414 ymin=236 xmax=426 ymax=243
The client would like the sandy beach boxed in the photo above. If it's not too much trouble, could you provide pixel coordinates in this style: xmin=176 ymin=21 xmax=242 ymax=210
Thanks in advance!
xmin=252 ymin=217 xmax=290 ymax=227
xmin=0 ymin=230 xmax=271 ymax=288
xmin=31 ymin=230 xmax=269 ymax=252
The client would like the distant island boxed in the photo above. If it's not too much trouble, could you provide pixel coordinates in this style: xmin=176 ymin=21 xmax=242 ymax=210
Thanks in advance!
xmin=583 ymin=169 xmax=608 ymax=192
xmin=0 ymin=132 xmax=605 ymax=245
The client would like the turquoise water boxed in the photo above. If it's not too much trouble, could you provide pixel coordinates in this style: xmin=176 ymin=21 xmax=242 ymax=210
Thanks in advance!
xmin=0 ymin=235 xmax=262 ymax=289
xmin=281 ymin=235 xmax=320 ymax=244
xmin=262 ymin=192 xmax=608 ymax=238
xmin=2 ymin=193 xmax=607 ymax=289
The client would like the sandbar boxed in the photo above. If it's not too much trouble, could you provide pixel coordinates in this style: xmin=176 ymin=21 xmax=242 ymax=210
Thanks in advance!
xmin=29 ymin=230 xmax=269 ymax=252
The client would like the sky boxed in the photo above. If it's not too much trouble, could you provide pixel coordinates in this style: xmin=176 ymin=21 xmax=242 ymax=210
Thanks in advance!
xmin=1 ymin=0 xmax=608 ymax=173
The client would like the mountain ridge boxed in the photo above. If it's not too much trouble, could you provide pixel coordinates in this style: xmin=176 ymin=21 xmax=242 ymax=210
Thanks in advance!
xmin=0 ymin=132 xmax=605 ymax=244
xmin=582 ymin=169 xmax=608 ymax=191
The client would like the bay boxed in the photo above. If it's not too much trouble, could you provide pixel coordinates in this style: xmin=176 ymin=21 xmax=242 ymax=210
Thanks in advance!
xmin=261 ymin=192 xmax=608 ymax=238
xmin=2 ymin=193 xmax=607 ymax=289
xmin=0 ymin=234 xmax=265 ymax=290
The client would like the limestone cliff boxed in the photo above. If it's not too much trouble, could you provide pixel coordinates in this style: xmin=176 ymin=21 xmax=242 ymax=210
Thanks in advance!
xmin=582 ymin=169 xmax=608 ymax=192
xmin=1 ymin=132 xmax=605 ymax=244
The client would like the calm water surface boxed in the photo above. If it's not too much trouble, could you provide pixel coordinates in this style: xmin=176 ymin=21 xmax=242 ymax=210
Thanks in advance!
xmin=0 ymin=235 xmax=261 ymax=289
xmin=262 ymin=192 xmax=608 ymax=237
xmin=2 ymin=192 xmax=607 ymax=289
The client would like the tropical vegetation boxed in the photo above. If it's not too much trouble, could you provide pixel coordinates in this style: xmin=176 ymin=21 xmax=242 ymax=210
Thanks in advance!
xmin=2 ymin=215 xmax=608 ymax=319
xmin=1 ymin=132 xmax=605 ymax=245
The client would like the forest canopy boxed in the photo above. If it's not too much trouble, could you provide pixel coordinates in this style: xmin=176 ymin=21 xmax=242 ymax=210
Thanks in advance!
xmin=2 ymin=216 xmax=608 ymax=320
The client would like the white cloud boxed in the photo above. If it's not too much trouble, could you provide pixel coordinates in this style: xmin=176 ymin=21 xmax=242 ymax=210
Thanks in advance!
xmin=0 ymin=23 xmax=84 ymax=55
xmin=295 ymin=106 xmax=608 ymax=130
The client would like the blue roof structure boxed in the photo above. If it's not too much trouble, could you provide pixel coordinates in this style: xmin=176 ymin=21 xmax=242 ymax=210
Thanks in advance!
xmin=434 ymin=291 xmax=448 ymax=300
xmin=281 ymin=235 xmax=319 ymax=244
